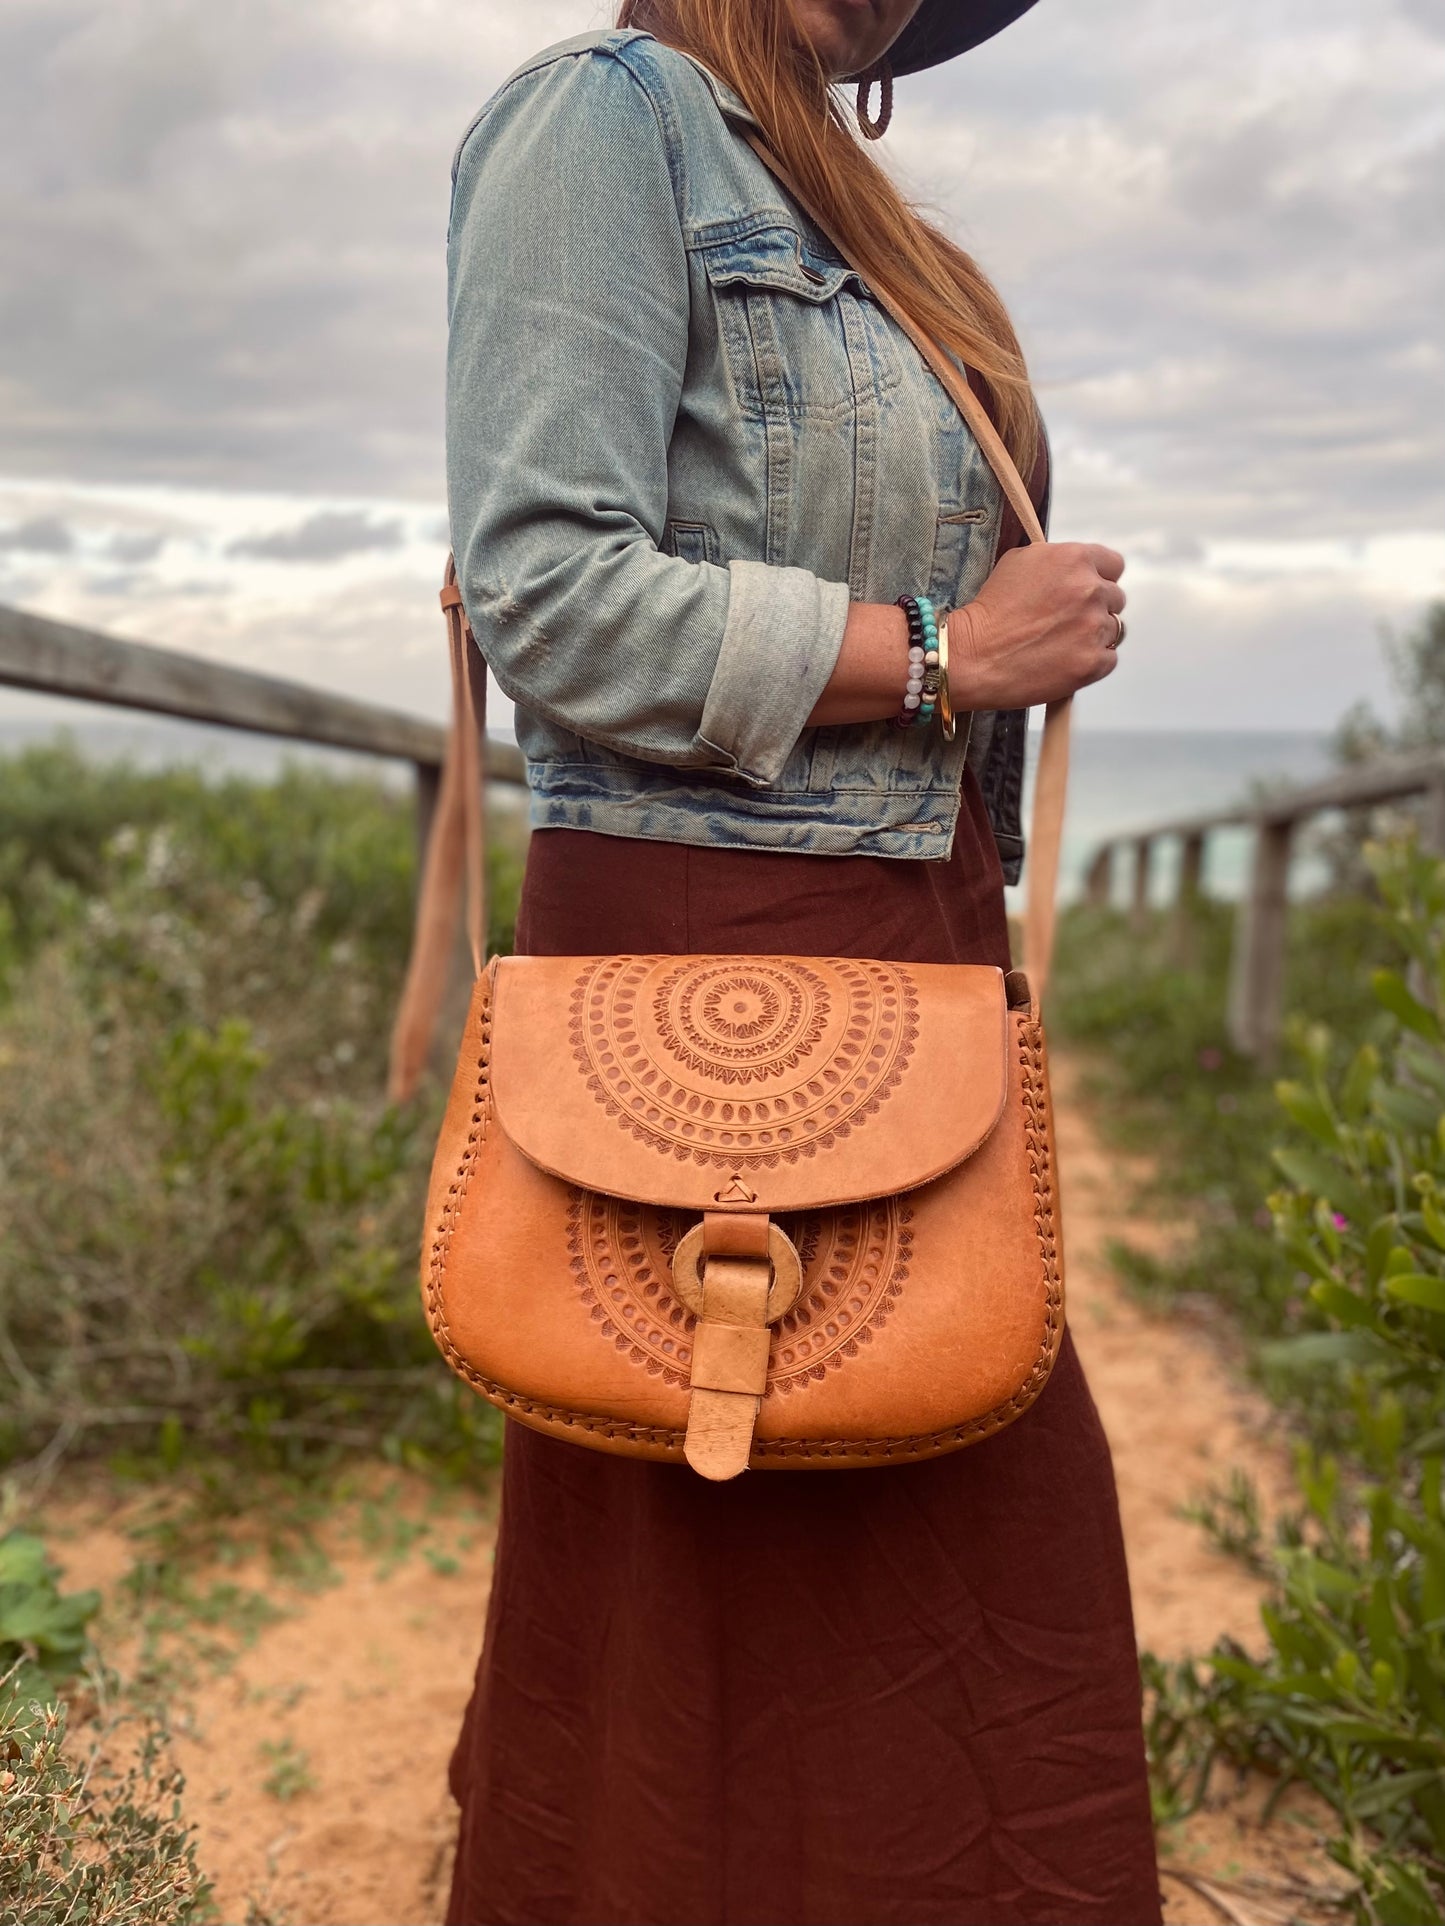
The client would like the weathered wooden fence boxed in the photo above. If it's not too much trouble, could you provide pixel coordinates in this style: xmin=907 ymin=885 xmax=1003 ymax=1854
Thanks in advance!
xmin=17 ymin=601 xmax=1440 ymax=1070
xmin=0 ymin=602 xmax=524 ymax=857
xmin=1083 ymin=755 xmax=1445 ymax=1063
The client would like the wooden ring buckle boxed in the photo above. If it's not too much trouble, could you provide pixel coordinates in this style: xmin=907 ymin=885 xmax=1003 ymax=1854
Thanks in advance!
xmin=670 ymin=1222 xmax=803 ymax=1322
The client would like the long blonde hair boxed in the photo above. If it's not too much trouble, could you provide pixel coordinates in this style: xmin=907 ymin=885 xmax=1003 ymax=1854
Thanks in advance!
xmin=617 ymin=0 xmax=1039 ymax=478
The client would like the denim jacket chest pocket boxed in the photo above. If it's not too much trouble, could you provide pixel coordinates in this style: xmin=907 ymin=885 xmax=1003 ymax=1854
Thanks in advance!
xmin=696 ymin=223 xmax=897 ymax=429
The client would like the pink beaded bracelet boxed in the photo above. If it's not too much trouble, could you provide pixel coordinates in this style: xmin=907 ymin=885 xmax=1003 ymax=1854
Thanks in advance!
xmin=893 ymin=594 xmax=942 ymax=728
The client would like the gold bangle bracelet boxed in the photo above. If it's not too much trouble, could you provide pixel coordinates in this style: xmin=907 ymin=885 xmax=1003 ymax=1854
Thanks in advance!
xmin=937 ymin=608 xmax=956 ymax=742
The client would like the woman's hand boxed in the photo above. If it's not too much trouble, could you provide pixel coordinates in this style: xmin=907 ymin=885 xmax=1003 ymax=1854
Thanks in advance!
xmin=803 ymin=541 xmax=1126 ymax=729
xmin=948 ymin=542 xmax=1126 ymax=712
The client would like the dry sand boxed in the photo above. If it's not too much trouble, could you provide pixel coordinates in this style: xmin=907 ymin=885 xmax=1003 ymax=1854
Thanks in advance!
xmin=36 ymin=1054 xmax=1351 ymax=1925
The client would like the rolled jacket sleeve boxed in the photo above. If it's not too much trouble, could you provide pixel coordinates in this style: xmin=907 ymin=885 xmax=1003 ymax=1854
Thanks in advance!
xmin=446 ymin=47 xmax=848 ymax=786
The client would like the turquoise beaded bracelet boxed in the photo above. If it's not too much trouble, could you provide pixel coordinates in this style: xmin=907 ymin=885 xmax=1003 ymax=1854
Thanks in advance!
xmin=894 ymin=594 xmax=942 ymax=728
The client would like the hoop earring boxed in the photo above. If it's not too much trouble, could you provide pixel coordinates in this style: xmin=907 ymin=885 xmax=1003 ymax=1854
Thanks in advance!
xmin=855 ymin=59 xmax=893 ymax=141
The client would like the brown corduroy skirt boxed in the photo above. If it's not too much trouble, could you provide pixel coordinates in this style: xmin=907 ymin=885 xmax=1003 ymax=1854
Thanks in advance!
xmin=445 ymin=778 xmax=1161 ymax=1926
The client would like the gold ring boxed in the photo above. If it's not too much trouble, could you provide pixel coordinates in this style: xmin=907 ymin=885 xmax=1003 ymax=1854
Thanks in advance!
xmin=670 ymin=1221 xmax=803 ymax=1321
xmin=1110 ymin=613 xmax=1126 ymax=649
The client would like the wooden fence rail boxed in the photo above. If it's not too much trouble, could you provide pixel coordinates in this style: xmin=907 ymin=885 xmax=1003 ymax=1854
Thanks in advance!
xmin=18 ymin=602 xmax=1442 ymax=1069
xmin=0 ymin=602 xmax=524 ymax=857
xmin=1083 ymin=754 xmax=1445 ymax=1063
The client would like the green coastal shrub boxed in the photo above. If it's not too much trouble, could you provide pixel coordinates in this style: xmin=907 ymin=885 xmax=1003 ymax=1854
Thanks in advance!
xmin=1051 ymin=890 xmax=1398 ymax=1352
xmin=0 ymin=1531 xmax=205 ymax=1926
xmin=0 ymin=1689 xmax=208 ymax=1926
xmin=1141 ymin=842 xmax=1445 ymax=1923
xmin=0 ymin=743 xmax=519 ymax=1479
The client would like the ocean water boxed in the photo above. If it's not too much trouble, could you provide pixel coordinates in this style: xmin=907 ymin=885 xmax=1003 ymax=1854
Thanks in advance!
xmin=1021 ymin=727 xmax=1335 ymax=906
xmin=0 ymin=709 xmax=1332 ymax=905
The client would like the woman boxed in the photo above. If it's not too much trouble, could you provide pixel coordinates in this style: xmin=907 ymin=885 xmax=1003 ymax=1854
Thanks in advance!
xmin=443 ymin=3 xmax=1156 ymax=1922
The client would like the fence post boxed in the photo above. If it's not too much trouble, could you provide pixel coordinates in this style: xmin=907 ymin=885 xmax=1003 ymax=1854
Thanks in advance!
xmin=1423 ymin=777 xmax=1445 ymax=857
xmin=1169 ymin=831 xmax=1207 ymax=964
xmin=1085 ymin=845 xmax=1113 ymax=907
xmin=1227 ymin=819 xmax=1294 ymax=1063
xmin=1130 ymin=838 xmax=1152 ymax=930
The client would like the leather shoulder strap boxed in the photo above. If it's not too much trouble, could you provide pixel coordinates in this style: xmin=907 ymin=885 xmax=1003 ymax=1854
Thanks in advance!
xmin=741 ymin=134 xmax=1069 ymax=999
xmin=387 ymin=558 xmax=487 ymax=1102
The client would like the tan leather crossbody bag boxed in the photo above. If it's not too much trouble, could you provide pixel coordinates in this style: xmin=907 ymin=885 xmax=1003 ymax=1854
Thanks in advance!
xmin=391 ymin=146 xmax=1074 ymax=1481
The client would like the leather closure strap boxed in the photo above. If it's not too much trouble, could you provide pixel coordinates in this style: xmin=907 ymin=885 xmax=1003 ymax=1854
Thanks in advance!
xmin=686 ymin=1253 xmax=773 ymax=1481
xmin=700 ymin=1208 xmax=770 ymax=1259
xmin=670 ymin=1212 xmax=803 ymax=1480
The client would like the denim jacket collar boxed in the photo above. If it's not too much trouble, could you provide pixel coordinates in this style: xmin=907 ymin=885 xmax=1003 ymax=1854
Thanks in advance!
xmin=664 ymin=46 xmax=760 ymax=130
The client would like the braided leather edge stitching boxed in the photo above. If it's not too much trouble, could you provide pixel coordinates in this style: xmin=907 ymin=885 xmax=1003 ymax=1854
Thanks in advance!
xmin=424 ymin=1005 xmax=1064 ymax=1461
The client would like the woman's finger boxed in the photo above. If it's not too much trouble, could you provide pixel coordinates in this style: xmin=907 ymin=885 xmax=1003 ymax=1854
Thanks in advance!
xmin=1086 ymin=544 xmax=1126 ymax=583
xmin=1105 ymin=582 xmax=1126 ymax=614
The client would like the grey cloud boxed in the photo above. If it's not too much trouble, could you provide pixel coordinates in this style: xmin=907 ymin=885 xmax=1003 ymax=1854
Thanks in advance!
xmin=1077 ymin=569 xmax=1401 ymax=733
xmin=902 ymin=0 xmax=1445 ymax=542
xmin=1399 ymin=0 xmax=1445 ymax=37
xmin=107 ymin=529 xmax=167 ymax=563
xmin=227 ymin=508 xmax=406 ymax=563
xmin=84 ymin=570 xmax=146 ymax=596
xmin=0 ymin=0 xmax=1439 ymax=573
xmin=0 ymin=0 xmax=583 ymax=497
xmin=0 ymin=515 xmax=75 ymax=554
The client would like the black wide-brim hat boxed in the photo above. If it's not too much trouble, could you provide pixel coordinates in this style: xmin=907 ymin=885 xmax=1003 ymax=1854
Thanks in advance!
xmin=888 ymin=0 xmax=1040 ymax=77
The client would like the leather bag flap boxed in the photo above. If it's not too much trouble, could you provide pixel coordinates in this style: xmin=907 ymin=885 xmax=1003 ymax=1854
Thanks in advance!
xmin=488 ymin=954 xmax=1010 ymax=1212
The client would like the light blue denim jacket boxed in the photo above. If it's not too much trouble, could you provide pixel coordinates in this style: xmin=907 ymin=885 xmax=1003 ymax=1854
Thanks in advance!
xmin=447 ymin=27 xmax=1034 ymax=874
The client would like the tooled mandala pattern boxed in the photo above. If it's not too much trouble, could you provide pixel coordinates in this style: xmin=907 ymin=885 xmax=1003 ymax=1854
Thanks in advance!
xmin=654 ymin=961 xmax=830 ymax=1082
xmin=567 ymin=1192 xmax=913 ymax=1392
xmin=569 ymin=955 xmax=918 ymax=1168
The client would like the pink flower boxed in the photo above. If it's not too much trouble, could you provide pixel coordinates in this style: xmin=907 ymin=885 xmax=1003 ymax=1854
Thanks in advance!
xmin=1332 ymin=1213 xmax=1350 ymax=1231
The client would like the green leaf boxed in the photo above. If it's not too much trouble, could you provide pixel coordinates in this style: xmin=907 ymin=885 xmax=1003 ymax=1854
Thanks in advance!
xmin=1422 ymin=1195 xmax=1445 ymax=1253
xmin=1374 ymin=967 xmax=1445 ymax=1042
xmin=1309 ymin=1278 xmax=1379 ymax=1328
xmin=1276 ymin=1080 xmax=1342 ymax=1148
xmin=1349 ymin=1769 xmax=1445 ymax=1820
xmin=1418 ymin=1533 xmax=1445 ymax=1625
xmin=1272 ymin=1146 xmax=1371 ymax=1223
xmin=1315 ymin=1718 xmax=1442 ymax=1757
xmin=0 ymin=1533 xmax=49 ymax=1587
xmin=1341 ymin=1043 xmax=1382 ymax=1118
xmin=1308 ymin=1559 xmax=1370 ymax=1600
xmin=1376 ymin=1083 xmax=1444 ymax=1136
xmin=1384 ymin=1272 xmax=1445 ymax=1313
xmin=1362 ymin=1854 xmax=1444 ymax=1926
xmin=1259 ymin=1330 xmax=1393 ymax=1371
xmin=1367 ymin=1216 xmax=1401 ymax=1285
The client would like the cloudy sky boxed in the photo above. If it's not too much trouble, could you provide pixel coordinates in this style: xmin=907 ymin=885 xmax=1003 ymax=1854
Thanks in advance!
xmin=2 ymin=0 xmax=1442 ymax=735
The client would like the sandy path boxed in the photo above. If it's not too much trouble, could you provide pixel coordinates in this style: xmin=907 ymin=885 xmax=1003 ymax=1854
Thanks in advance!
xmin=45 ymin=1475 xmax=498 ymax=1925
xmin=1053 ymin=1057 xmax=1346 ymax=1923
xmin=38 ymin=1056 xmax=1349 ymax=1925
xmin=1052 ymin=1055 xmax=1297 ymax=1658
